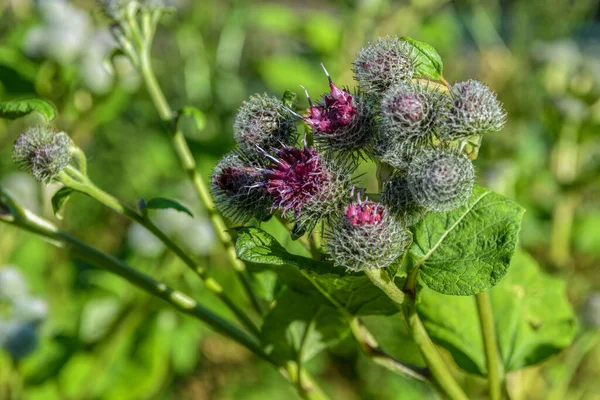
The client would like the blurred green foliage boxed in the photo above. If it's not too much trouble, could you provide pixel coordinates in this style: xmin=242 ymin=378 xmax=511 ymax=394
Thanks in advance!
xmin=0 ymin=0 xmax=599 ymax=399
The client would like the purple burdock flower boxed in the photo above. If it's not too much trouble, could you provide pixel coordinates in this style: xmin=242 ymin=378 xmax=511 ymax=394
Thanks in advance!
xmin=261 ymin=144 xmax=326 ymax=216
xmin=344 ymin=197 xmax=383 ymax=226
xmin=296 ymin=64 xmax=376 ymax=156
xmin=259 ymin=143 xmax=354 ymax=235
xmin=303 ymin=64 xmax=357 ymax=134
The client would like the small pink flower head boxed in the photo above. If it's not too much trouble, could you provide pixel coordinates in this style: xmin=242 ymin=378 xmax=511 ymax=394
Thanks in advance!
xmin=344 ymin=196 xmax=383 ymax=226
xmin=303 ymin=63 xmax=357 ymax=134
xmin=324 ymin=191 xmax=411 ymax=272
xmin=260 ymin=144 xmax=326 ymax=216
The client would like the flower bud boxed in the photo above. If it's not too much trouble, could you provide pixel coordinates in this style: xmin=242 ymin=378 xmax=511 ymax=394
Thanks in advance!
xmin=325 ymin=197 xmax=411 ymax=272
xmin=407 ymin=149 xmax=474 ymax=212
xmin=380 ymin=82 xmax=439 ymax=142
xmin=435 ymin=79 xmax=506 ymax=141
xmin=259 ymin=144 xmax=353 ymax=235
xmin=300 ymin=64 xmax=376 ymax=157
xmin=13 ymin=126 xmax=71 ymax=183
xmin=97 ymin=0 xmax=131 ymax=19
xmin=233 ymin=94 xmax=296 ymax=160
xmin=381 ymin=174 xmax=426 ymax=226
xmin=353 ymin=36 xmax=415 ymax=96
xmin=211 ymin=152 xmax=271 ymax=224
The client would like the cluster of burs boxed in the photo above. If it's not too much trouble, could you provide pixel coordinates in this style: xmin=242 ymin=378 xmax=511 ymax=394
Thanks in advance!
xmin=212 ymin=36 xmax=506 ymax=272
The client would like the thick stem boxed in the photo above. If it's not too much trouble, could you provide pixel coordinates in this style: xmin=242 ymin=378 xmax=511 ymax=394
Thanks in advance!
xmin=363 ymin=268 xmax=406 ymax=306
xmin=59 ymin=168 xmax=260 ymax=337
xmin=476 ymin=291 xmax=503 ymax=400
xmin=404 ymin=303 xmax=469 ymax=400
xmin=364 ymin=269 xmax=468 ymax=400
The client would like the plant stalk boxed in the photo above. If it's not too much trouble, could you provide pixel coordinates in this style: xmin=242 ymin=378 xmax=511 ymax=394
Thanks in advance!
xmin=137 ymin=40 xmax=264 ymax=316
xmin=364 ymin=268 xmax=468 ymax=400
xmin=476 ymin=291 xmax=503 ymax=400
xmin=59 ymin=167 xmax=260 ymax=336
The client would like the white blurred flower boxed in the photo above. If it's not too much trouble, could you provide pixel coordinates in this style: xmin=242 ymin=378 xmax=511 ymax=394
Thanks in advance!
xmin=23 ymin=0 xmax=138 ymax=94
xmin=0 ymin=172 xmax=40 ymax=214
xmin=0 ymin=266 xmax=29 ymax=300
xmin=127 ymin=224 xmax=166 ymax=258
xmin=177 ymin=219 xmax=216 ymax=256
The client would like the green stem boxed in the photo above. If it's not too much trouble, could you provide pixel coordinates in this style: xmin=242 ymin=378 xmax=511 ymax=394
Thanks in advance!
xmin=363 ymin=268 xmax=405 ymax=306
xmin=59 ymin=167 xmax=260 ymax=337
xmin=364 ymin=268 xmax=468 ymax=400
xmin=404 ymin=302 xmax=468 ymax=400
xmin=349 ymin=318 xmax=429 ymax=382
xmin=299 ymin=268 xmax=428 ymax=382
xmin=3 ymin=206 xmax=267 ymax=361
xmin=137 ymin=44 xmax=264 ymax=316
xmin=1 ymin=192 xmax=331 ymax=400
xmin=476 ymin=291 xmax=503 ymax=400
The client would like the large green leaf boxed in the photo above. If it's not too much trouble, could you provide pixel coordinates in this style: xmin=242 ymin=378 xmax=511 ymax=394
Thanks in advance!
xmin=0 ymin=98 xmax=55 ymax=121
xmin=417 ymin=250 xmax=577 ymax=375
xmin=409 ymin=186 xmax=524 ymax=295
xmin=234 ymin=227 xmax=398 ymax=316
xmin=261 ymin=288 xmax=349 ymax=364
xmin=402 ymin=37 xmax=444 ymax=81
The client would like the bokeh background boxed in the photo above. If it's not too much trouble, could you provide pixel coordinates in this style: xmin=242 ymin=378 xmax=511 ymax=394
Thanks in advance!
xmin=0 ymin=0 xmax=599 ymax=399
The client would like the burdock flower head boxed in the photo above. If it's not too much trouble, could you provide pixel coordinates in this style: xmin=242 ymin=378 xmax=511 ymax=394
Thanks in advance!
xmin=259 ymin=143 xmax=352 ymax=234
xmin=435 ymin=79 xmax=506 ymax=141
xmin=380 ymin=82 xmax=439 ymax=142
xmin=407 ymin=148 xmax=474 ymax=212
xmin=13 ymin=126 xmax=71 ymax=183
xmin=353 ymin=36 xmax=415 ymax=96
xmin=325 ymin=194 xmax=411 ymax=272
xmin=300 ymin=64 xmax=376 ymax=156
xmin=233 ymin=94 xmax=296 ymax=160
xmin=211 ymin=152 xmax=271 ymax=224
xmin=381 ymin=174 xmax=426 ymax=227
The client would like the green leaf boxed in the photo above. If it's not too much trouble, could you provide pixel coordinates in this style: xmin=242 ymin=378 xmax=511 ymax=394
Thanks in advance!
xmin=261 ymin=288 xmax=349 ymax=364
xmin=409 ymin=186 xmax=524 ymax=295
xmin=234 ymin=227 xmax=398 ymax=316
xmin=144 ymin=198 xmax=193 ymax=217
xmin=176 ymin=106 xmax=206 ymax=132
xmin=417 ymin=250 xmax=577 ymax=375
xmin=51 ymin=187 xmax=74 ymax=220
xmin=282 ymin=90 xmax=297 ymax=108
xmin=0 ymin=98 xmax=56 ymax=121
xmin=401 ymin=36 xmax=444 ymax=81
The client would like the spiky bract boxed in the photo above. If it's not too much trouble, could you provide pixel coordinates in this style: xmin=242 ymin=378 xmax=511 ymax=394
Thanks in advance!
xmin=233 ymin=94 xmax=296 ymax=160
xmin=211 ymin=153 xmax=271 ymax=224
xmin=353 ymin=36 xmax=415 ymax=96
xmin=13 ymin=126 xmax=71 ymax=183
xmin=407 ymin=149 xmax=474 ymax=212
xmin=381 ymin=174 xmax=426 ymax=226
xmin=260 ymin=145 xmax=353 ymax=235
xmin=325 ymin=200 xmax=411 ymax=272
xmin=435 ymin=79 xmax=506 ymax=141
xmin=311 ymin=90 xmax=376 ymax=157
xmin=380 ymin=82 xmax=439 ymax=142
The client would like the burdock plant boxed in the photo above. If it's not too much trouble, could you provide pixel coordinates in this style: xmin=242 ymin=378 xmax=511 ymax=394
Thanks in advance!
xmin=0 ymin=4 xmax=577 ymax=400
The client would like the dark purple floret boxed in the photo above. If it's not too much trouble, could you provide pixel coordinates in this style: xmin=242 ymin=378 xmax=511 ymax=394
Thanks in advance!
xmin=260 ymin=144 xmax=327 ymax=216
xmin=213 ymin=166 xmax=259 ymax=196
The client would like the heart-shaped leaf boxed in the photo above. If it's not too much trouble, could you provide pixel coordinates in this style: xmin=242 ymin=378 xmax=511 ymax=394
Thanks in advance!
xmin=409 ymin=186 xmax=524 ymax=296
